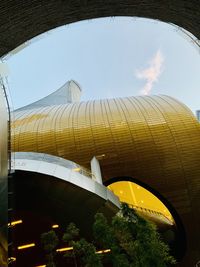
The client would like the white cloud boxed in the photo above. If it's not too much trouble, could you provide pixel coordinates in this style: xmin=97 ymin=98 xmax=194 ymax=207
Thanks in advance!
xmin=135 ymin=50 xmax=164 ymax=95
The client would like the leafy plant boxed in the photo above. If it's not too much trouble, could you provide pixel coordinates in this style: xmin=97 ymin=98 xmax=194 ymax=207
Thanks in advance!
xmin=41 ymin=230 xmax=59 ymax=267
xmin=41 ymin=203 xmax=176 ymax=267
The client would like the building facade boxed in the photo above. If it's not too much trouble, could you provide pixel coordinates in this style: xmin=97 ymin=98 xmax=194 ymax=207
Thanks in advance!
xmin=11 ymin=83 xmax=200 ymax=266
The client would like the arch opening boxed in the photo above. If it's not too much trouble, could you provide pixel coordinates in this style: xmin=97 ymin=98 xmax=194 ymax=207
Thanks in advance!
xmin=1 ymin=3 xmax=199 ymax=266
xmin=105 ymin=176 xmax=187 ymax=262
xmin=3 ymin=16 xmax=200 ymax=115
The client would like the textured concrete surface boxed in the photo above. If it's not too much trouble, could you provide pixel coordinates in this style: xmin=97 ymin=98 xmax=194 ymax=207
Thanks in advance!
xmin=0 ymin=0 xmax=200 ymax=56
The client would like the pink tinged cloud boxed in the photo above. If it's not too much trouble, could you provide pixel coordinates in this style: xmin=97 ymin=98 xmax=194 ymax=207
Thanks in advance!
xmin=136 ymin=50 xmax=164 ymax=95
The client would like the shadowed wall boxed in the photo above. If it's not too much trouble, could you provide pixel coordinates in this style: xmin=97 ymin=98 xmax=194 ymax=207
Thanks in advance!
xmin=0 ymin=88 xmax=8 ymax=267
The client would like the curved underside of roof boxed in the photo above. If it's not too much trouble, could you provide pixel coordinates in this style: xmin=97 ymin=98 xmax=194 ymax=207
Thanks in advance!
xmin=12 ymin=152 xmax=119 ymax=266
xmin=0 ymin=1 xmax=200 ymax=57
xmin=13 ymin=152 xmax=120 ymax=211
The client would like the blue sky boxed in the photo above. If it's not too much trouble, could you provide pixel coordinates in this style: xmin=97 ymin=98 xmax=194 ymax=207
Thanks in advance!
xmin=2 ymin=17 xmax=200 ymax=113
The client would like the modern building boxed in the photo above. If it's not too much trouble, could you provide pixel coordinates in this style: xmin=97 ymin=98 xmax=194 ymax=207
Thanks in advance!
xmin=1 ymin=1 xmax=200 ymax=266
xmin=9 ymin=81 xmax=200 ymax=266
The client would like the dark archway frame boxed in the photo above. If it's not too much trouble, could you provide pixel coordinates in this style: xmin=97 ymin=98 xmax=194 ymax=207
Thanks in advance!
xmin=0 ymin=1 xmax=199 ymax=266
xmin=104 ymin=176 xmax=187 ymax=262
xmin=0 ymin=1 xmax=200 ymax=57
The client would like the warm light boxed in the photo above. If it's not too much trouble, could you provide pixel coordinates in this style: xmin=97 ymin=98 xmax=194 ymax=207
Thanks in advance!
xmin=8 ymin=257 xmax=16 ymax=262
xmin=96 ymin=249 xmax=111 ymax=254
xmin=108 ymin=181 xmax=174 ymax=224
xmin=35 ymin=265 xmax=46 ymax=267
xmin=56 ymin=247 xmax=73 ymax=252
xmin=56 ymin=246 xmax=111 ymax=254
xmin=96 ymin=154 xmax=106 ymax=159
xmin=8 ymin=219 xmax=23 ymax=227
xmin=17 ymin=243 xmax=35 ymax=250
xmin=72 ymin=168 xmax=80 ymax=172
xmin=52 ymin=224 xmax=59 ymax=229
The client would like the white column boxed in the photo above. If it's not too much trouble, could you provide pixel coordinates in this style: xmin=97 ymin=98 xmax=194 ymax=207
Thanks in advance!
xmin=90 ymin=156 xmax=102 ymax=184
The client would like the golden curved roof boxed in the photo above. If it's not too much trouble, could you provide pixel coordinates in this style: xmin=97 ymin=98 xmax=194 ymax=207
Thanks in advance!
xmin=12 ymin=94 xmax=200 ymax=188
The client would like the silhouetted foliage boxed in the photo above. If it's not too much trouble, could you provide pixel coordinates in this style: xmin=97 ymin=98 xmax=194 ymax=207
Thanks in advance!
xmin=41 ymin=230 xmax=59 ymax=267
xmin=72 ymin=238 xmax=103 ymax=267
xmin=63 ymin=222 xmax=79 ymax=244
xmin=41 ymin=203 xmax=176 ymax=267
xmin=62 ymin=222 xmax=102 ymax=267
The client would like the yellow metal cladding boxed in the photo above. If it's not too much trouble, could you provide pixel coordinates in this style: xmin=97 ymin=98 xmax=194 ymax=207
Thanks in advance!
xmin=11 ymin=95 xmax=200 ymax=265
xmin=11 ymin=95 xmax=200 ymax=188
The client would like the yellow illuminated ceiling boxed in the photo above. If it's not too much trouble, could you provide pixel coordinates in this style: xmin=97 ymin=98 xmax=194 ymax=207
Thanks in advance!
xmin=108 ymin=181 xmax=173 ymax=221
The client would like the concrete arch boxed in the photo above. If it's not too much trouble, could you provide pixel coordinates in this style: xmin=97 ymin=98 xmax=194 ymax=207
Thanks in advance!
xmin=0 ymin=1 xmax=200 ymax=56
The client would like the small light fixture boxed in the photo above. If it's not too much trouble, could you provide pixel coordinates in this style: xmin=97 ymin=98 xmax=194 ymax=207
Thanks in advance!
xmin=56 ymin=247 xmax=73 ymax=252
xmin=52 ymin=224 xmax=59 ymax=229
xmin=8 ymin=219 xmax=23 ymax=227
xmin=8 ymin=257 xmax=16 ymax=262
xmin=72 ymin=168 xmax=80 ymax=172
xmin=17 ymin=243 xmax=35 ymax=250
xmin=96 ymin=249 xmax=111 ymax=254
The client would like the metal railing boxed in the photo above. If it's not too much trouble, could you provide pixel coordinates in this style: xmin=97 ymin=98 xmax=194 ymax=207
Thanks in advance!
xmin=13 ymin=152 xmax=96 ymax=181
xmin=126 ymin=203 xmax=173 ymax=224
